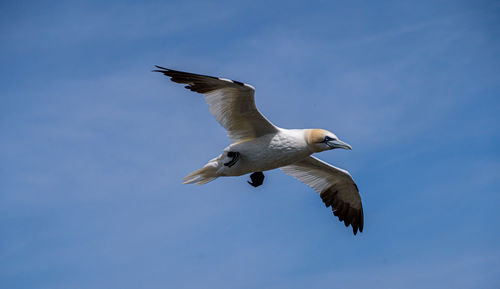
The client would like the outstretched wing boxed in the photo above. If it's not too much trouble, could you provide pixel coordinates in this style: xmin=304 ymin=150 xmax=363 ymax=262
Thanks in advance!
xmin=154 ymin=66 xmax=278 ymax=143
xmin=281 ymin=156 xmax=364 ymax=235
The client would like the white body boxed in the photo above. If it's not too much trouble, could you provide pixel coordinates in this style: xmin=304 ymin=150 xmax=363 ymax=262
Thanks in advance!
xmin=219 ymin=129 xmax=311 ymax=176
xmin=182 ymin=128 xmax=314 ymax=184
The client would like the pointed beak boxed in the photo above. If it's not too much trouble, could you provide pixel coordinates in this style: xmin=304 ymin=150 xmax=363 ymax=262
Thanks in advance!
xmin=327 ymin=139 xmax=352 ymax=150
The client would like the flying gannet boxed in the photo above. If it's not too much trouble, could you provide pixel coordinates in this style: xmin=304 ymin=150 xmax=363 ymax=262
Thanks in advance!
xmin=154 ymin=66 xmax=364 ymax=235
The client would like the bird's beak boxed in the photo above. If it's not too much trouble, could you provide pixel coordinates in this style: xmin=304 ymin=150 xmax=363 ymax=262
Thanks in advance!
xmin=327 ymin=139 xmax=352 ymax=150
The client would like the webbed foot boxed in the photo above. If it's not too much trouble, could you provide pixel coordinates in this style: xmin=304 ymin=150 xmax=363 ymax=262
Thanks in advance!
xmin=223 ymin=151 xmax=240 ymax=167
xmin=248 ymin=172 xmax=264 ymax=187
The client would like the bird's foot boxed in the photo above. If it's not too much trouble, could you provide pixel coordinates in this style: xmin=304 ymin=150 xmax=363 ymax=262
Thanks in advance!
xmin=223 ymin=151 xmax=240 ymax=167
xmin=248 ymin=172 xmax=264 ymax=187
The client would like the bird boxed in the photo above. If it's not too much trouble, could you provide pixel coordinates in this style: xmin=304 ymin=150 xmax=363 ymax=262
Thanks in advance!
xmin=153 ymin=66 xmax=364 ymax=235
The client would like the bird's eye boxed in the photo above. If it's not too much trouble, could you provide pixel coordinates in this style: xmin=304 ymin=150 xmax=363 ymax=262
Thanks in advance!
xmin=323 ymin=136 xmax=332 ymax=143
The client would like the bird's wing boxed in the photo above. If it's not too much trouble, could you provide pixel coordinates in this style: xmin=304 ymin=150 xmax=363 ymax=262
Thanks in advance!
xmin=154 ymin=66 xmax=278 ymax=143
xmin=281 ymin=156 xmax=364 ymax=235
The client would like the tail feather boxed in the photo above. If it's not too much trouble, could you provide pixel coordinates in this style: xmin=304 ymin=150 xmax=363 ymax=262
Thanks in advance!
xmin=182 ymin=159 xmax=220 ymax=185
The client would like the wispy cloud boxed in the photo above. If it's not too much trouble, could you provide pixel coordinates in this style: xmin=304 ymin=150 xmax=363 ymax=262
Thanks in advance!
xmin=1 ymin=1 xmax=500 ymax=288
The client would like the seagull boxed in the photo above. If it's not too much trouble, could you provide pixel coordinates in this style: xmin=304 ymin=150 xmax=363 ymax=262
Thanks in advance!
xmin=154 ymin=66 xmax=364 ymax=235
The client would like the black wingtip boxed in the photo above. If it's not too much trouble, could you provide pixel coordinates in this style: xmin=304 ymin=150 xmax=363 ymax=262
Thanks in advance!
xmin=154 ymin=65 xmax=168 ymax=70
xmin=152 ymin=65 xmax=169 ymax=73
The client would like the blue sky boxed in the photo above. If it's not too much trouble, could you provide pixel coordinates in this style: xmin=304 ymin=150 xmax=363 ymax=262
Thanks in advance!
xmin=1 ymin=0 xmax=500 ymax=288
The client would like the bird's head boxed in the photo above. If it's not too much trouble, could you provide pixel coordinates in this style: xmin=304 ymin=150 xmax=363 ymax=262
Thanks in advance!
xmin=305 ymin=129 xmax=352 ymax=153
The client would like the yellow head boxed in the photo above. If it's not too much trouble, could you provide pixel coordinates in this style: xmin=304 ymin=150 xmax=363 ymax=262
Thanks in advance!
xmin=305 ymin=129 xmax=352 ymax=153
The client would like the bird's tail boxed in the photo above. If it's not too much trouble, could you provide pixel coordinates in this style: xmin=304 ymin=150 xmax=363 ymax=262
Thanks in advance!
xmin=181 ymin=157 xmax=221 ymax=185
